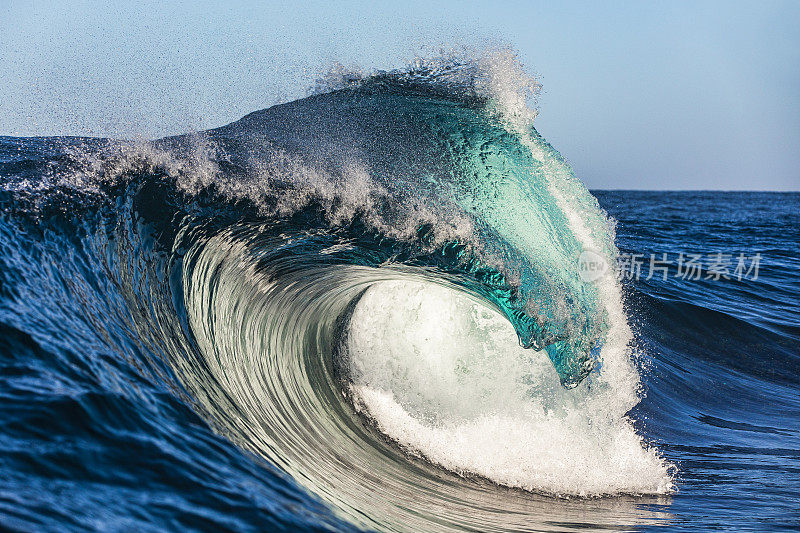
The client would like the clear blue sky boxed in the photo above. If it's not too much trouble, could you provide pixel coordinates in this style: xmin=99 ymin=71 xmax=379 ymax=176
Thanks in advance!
xmin=1 ymin=0 xmax=798 ymax=190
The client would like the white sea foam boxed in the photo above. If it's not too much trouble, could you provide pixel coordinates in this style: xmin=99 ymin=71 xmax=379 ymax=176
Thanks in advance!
xmin=25 ymin=132 xmax=475 ymax=246
xmin=346 ymin=280 xmax=675 ymax=496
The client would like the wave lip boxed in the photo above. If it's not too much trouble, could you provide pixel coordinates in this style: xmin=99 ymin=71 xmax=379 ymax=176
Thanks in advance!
xmin=197 ymin=49 xmax=615 ymax=387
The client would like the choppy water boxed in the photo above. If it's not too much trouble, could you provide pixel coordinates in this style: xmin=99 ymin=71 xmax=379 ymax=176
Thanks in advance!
xmin=0 ymin=53 xmax=797 ymax=532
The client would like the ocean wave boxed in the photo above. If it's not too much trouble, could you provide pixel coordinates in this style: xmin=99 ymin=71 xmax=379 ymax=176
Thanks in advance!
xmin=0 ymin=49 xmax=675 ymax=531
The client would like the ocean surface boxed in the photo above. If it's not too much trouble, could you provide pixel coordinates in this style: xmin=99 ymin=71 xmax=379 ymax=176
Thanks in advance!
xmin=0 ymin=55 xmax=798 ymax=532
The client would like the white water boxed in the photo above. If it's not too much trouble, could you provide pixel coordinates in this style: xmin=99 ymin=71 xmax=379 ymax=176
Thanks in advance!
xmin=347 ymin=280 xmax=675 ymax=496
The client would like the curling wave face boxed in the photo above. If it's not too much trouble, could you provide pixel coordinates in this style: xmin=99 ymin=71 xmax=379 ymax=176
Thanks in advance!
xmin=0 ymin=50 xmax=675 ymax=531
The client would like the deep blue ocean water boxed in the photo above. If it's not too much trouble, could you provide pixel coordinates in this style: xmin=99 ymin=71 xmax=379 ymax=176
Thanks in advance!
xmin=598 ymin=190 xmax=800 ymax=531
xmin=0 ymin=67 xmax=798 ymax=532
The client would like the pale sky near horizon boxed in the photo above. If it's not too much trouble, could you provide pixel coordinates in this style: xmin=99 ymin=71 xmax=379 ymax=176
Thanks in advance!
xmin=1 ymin=1 xmax=798 ymax=190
